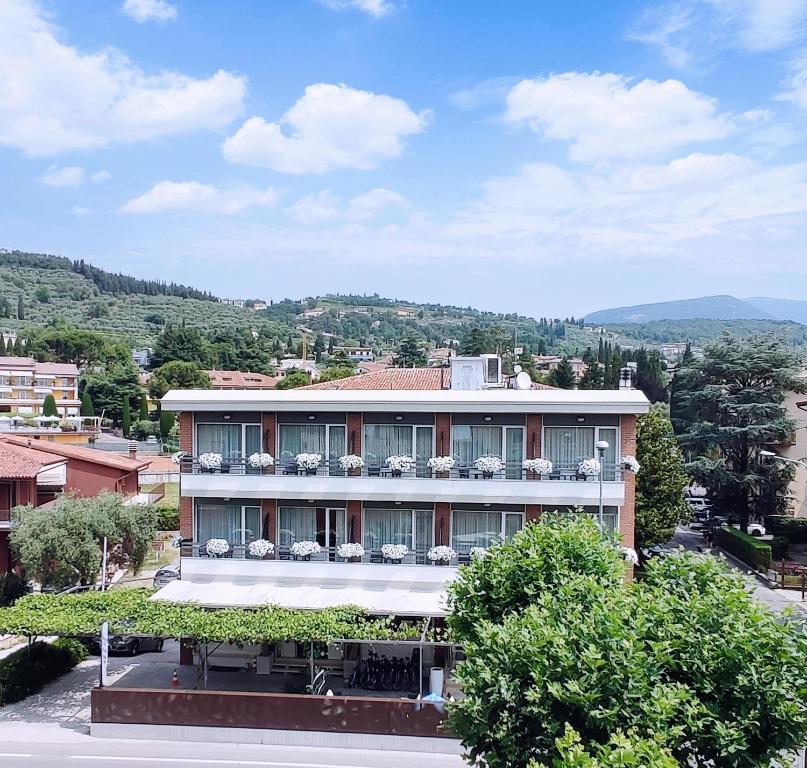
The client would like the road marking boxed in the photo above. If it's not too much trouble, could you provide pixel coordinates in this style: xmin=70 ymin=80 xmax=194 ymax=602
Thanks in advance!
xmin=70 ymin=757 xmax=383 ymax=768
xmin=0 ymin=755 xmax=32 ymax=758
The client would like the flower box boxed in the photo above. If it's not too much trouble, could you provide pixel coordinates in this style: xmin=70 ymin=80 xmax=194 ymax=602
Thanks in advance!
xmin=295 ymin=453 xmax=322 ymax=474
xmin=290 ymin=540 xmax=321 ymax=560
xmin=522 ymin=458 xmax=553 ymax=478
xmin=248 ymin=539 xmax=275 ymax=559
xmin=205 ymin=538 xmax=229 ymax=557
xmin=427 ymin=545 xmax=456 ymax=564
xmin=474 ymin=456 xmax=505 ymax=478
xmin=385 ymin=455 xmax=416 ymax=476
xmin=337 ymin=542 xmax=365 ymax=561
xmin=381 ymin=543 xmax=409 ymax=562
xmin=578 ymin=458 xmax=601 ymax=477
xmin=427 ymin=456 xmax=455 ymax=478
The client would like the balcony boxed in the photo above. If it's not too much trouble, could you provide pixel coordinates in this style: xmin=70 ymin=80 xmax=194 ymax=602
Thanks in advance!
xmin=179 ymin=457 xmax=626 ymax=507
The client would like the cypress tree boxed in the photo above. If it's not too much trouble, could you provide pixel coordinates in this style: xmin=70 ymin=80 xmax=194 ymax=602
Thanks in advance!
xmin=121 ymin=399 xmax=131 ymax=436
xmin=80 ymin=391 xmax=95 ymax=417
xmin=12 ymin=337 xmax=23 ymax=356
xmin=16 ymin=295 xmax=24 ymax=321
xmin=42 ymin=393 xmax=58 ymax=417
xmin=548 ymin=357 xmax=576 ymax=389
xmin=0 ymin=336 xmax=6 ymax=355
xmin=139 ymin=397 xmax=149 ymax=421
xmin=159 ymin=410 xmax=175 ymax=442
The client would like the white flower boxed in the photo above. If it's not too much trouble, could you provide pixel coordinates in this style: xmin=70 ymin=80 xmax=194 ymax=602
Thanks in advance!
xmin=427 ymin=545 xmax=456 ymax=562
xmin=248 ymin=539 xmax=275 ymax=557
xmin=523 ymin=458 xmax=553 ymax=475
xmin=290 ymin=540 xmax=321 ymax=557
xmin=205 ymin=538 xmax=229 ymax=556
xmin=296 ymin=453 xmax=322 ymax=470
xmin=381 ymin=543 xmax=409 ymax=560
xmin=474 ymin=455 xmax=505 ymax=474
xmin=338 ymin=454 xmax=365 ymax=471
xmin=427 ymin=456 xmax=456 ymax=473
xmin=621 ymin=455 xmax=640 ymax=474
xmin=337 ymin=542 xmax=365 ymax=559
xmin=199 ymin=452 xmax=222 ymax=470
xmin=469 ymin=546 xmax=488 ymax=559
xmin=385 ymin=455 xmax=416 ymax=472
xmin=620 ymin=546 xmax=639 ymax=565
xmin=170 ymin=451 xmax=188 ymax=465
xmin=248 ymin=452 xmax=275 ymax=468
xmin=578 ymin=457 xmax=601 ymax=476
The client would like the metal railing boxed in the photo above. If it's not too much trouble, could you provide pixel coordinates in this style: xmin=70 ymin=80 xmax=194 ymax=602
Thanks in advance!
xmin=181 ymin=541 xmax=466 ymax=566
xmin=183 ymin=456 xmax=623 ymax=482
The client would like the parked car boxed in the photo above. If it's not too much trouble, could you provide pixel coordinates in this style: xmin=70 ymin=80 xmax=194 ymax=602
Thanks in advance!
xmin=83 ymin=634 xmax=164 ymax=656
xmin=747 ymin=522 xmax=766 ymax=537
xmin=153 ymin=563 xmax=180 ymax=588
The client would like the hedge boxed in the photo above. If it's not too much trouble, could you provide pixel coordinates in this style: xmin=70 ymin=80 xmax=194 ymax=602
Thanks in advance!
xmin=766 ymin=516 xmax=807 ymax=544
xmin=716 ymin=526 xmax=772 ymax=571
xmin=771 ymin=536 xmax=790 ymax=562
xmin=0 ymin=638 xmax=87 ymax=705
xmin=155 ymin=506 xmax=179 ymax=531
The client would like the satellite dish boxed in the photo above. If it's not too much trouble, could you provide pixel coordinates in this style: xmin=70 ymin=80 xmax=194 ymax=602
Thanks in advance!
xmin=515 ymin=371 xmax=532 ymax=390
xmin=513 ymin=364 xmax=522 ymax=373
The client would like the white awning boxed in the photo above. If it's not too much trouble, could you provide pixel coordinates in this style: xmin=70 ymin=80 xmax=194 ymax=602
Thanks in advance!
xmin=151 ymin=558 xmax=456 ymax=617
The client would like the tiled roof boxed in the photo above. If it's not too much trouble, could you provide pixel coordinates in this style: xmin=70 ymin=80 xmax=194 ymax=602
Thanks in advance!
xmin=302 ymin=367 xmax=557 ymax=391
xmin=0 ymin=437 xmax=148 ymax=471
xmin=0 ymin=357 xmax=78 ymax=375
xmin=204 ymin=370 xmax=279 ymax=389
xmin=0 ymin=356 xmax=35 ymax=368
xmin=0 ymin=442 xmax=64 ymax=479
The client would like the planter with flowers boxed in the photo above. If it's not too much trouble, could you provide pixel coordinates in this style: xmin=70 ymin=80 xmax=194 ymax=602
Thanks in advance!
xmin=427 ymin=456 xmax=455 ymax=478
xmin=171 ymin=451 xmax=189 ymax=466
xmin=337 ymin=542 xmax=365 ymax=562
xmin=621 ymin=455 xmax=640 ymax=475
xmin=296 ymin=453 xmax=322 ymax=475
xmin=385 ymin=455 xmax=416 ymax=477
xmin=290 ymin=540 xmax=321 ymax=561
xmin=619 ymin=546 xmax=639 ymax=566
xmin=469 ymin=546 xmax=488 ymax=560
xmin=381 ymin=543 xmax=409 ymax=563
xmin=248 ymin=452 xmax=275 ymax=475
xmin=199 ymin=453 xmax=223 ymax=473
xmin=427 ymin=545 xmax=456 ymax=565
xmin=248 ymin=539 xmax=275 ymax=559
xmin=474 ymin=455 xmax=505 ymax=479
xmin=522 ymin=457 xmax=553 ymax=479
xmin=339 ymin=454 xmax=365 ymax=477
xmin=577 ymin=457 xmax=601 ymax=479
xmin=205 ymin=538 xmax=230 ymax=558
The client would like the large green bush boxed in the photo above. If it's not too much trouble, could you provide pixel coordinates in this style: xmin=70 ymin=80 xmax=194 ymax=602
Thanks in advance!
xmin=766 ymin=516 xmax=807 ymax=544
xmin=0 ymin=639 xmax=86 ymax=705
xmin=156 ymin=506 xmax=179 ymax=531
xmin=0 ymin=574 xmax=28 ymax=607
xmin=715 ymin=526 xmax=772 ymax=571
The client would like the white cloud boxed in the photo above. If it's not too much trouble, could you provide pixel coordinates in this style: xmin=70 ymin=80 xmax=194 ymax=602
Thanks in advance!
xmin=504 ymin=72 xmax=733 ymax=162
xmin=71 ymin=205 xmax=93 ymax=216
xmin=286 ymin=191 xmax=341 ymax=224
xmin=777 ymin=54 xmax=807 ymax=108
xmin=41 ymin=165 xmax=86 ymax=187
xmin=0 ymin=0 xmax=246 ymax=156
xmin=347 ymin=188 xmax=409 ymax=219
xmin=41 ymin=165 xmax=111 ymax=187
xmin=628 ymin=1 xmax=807 ymax=67
xmin=318 ymin=0 xmax=396 ymax=18
xmin=222 ymin=83 xmax=429 ymax=174
xmin=122 ymin=0 xmax=178 ymax=23
xmin=120 ymin=181 xmax=281 ymax=215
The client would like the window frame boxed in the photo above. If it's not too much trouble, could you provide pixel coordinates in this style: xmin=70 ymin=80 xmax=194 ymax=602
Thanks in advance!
xmin=194 ymin=501 xmax=262 ymax=545
xmin=194 ymin=421 xmax=263 ymax=458
xmin=450 ymin=507 xmax=525 ymax=552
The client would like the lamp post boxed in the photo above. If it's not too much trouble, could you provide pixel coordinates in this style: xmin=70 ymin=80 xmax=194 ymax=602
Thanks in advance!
xmin=595 ymin=440 xmax=609 ymax=532
xmin=759 ymin=450 xmax=807 ymax=470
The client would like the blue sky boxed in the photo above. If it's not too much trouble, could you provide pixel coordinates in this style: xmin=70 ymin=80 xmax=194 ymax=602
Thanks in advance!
xmin=2 ymin=0 xmax=807 ymax=317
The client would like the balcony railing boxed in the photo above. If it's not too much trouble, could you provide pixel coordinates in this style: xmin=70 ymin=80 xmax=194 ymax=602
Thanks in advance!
xmin=180 ymin=541 xmax=465 ymax=566
xmin=181 ymin=456 xmax=623 ymax=482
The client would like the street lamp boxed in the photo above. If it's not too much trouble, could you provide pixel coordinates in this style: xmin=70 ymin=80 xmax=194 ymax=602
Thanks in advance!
xmin=759 ymin=450 xmax=807 ymax=470
xmin=595 ymin=439 xmax=609 ymax=531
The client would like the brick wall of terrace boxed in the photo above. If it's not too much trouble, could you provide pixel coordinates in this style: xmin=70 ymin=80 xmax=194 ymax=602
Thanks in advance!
xmin=179 ymin=412 xmax=193 ymax=539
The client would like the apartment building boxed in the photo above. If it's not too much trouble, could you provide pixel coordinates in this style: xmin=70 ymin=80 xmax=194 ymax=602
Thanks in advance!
xmin=0 ymin=357 xmax=80 ymax=416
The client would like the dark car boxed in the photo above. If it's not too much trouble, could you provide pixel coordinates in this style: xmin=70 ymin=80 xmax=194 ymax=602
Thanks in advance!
xmin=153 ymin=563 xmax=180 ymax=589
xmin=83 ymin=634 xmax=164 ymax=656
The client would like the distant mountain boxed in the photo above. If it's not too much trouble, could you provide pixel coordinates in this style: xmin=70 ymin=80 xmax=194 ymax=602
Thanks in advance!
xmin=585 ymin=295 xmax=775 ymax=324
xmin=745 ymin=297 xmax=807 ymax=326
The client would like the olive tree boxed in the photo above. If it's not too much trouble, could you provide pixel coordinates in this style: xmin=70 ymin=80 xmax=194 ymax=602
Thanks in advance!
xmin=448 ymin=516 xmax=807 ymax=768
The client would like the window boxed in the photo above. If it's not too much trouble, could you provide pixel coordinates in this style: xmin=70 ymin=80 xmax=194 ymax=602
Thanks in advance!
xmin=543 ymin=426 xmax=618 ymax=480
xmin=277 ymin=424 xmax=345 ymax=474
xmin=278 ymin=507 xmax=346 ymax=555
xmin=195 ymin=502 xmax=261 ymax=545
xmin=550 ymin=505 xmax=619 ymax=533
xmin=363 ymin=424 xmax=433 ymax=476
xmin=451 ymin=510 xmax=523 ymax=553
xmin=363 ymin=508 xmax=434 ymax=561
xmin=452 ymin=425 xmax=524 ymax=478
xmin=196 ymin=423 xmax=261 ymax=463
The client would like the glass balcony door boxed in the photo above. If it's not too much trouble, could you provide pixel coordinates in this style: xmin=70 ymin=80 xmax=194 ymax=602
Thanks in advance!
xmin=363 ymin=425 xmax=433 ymax=477
xmin=277 ymin=424 xmax=346 ymax=475
xmin=278 ymin=506 xmax=346 ymax=559
xmin=452 ymin=425 xmax=524 ymax=478
xmin=195 ymin=502 xmax=261 ymax=546
xmin=196 ymin=423 xmax=262 ymax=470
xmin=543 ymin=426 xmax=619 ymax=480
xmin=362 ymin=508 xmax=434 ymax=561
xmin=451 ymin=510 xmax=524 ymax=553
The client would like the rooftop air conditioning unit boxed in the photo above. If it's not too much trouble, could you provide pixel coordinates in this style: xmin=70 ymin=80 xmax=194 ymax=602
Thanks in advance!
xmin=480 ymin=354 xmax=503 ymax=387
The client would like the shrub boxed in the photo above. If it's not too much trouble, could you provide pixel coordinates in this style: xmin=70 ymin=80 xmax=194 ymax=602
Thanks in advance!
xmin=0 ymin=640 xmax=84 ymax=705
xmin=53 ymin=637 xmax=89 ymax=665
xmin=0 ymin=574 xmax=28 ymax=607
xmin=156 ymin=506 xmax=179 ymax=531
xmin=130 ymin=419 xmax=159 ymax=440
xmin=715 ymin=526 xmax=772 ymax=571
xmin=766 ymin=516 xmax=807 ymax=544
xmin=771 ymin=536 xmax=790 ymax=561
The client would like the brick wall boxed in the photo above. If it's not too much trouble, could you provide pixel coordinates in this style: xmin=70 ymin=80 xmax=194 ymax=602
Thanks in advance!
xmin=435 ymin=414 xmax=451 ymax=456
xmin=526 ymin=504 xmax=541 ymax=523
xmin=620 ymin=415 xmax=637 ymax=577
xmin=347 ymin=413 xmax=362 ymax=456
xmin=179 ymin=412 xmax=193 ymax=454
xmin=179 ymin=411 xmax=193 ymax=538
xmin=435 ymin=502 xmax=450 ymax=546
xmin=261 ymin=412 xmax=277 ymax=457
xmin=261 ymin=499 xmax=277 ymax=541
xmin=347 ymin=500 xmax=362 ymax=542
xmin=526 ymin=414 xmax=542 ymax=459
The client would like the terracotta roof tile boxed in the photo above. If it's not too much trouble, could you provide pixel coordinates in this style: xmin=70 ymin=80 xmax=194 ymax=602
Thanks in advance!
xmin=204 ymin=370 xmax=279 ymax=389
xmin=0 ymin=437 xmax=148 ymax=471
xmin=0 ymin=442 xmax=64 ymax=479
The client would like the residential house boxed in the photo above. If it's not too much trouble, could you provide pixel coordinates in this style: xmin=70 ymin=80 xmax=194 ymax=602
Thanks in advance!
xmin=778 ymin=371 xmax=807 ymax=518
xmin=278 ymin=359 xmax=321 ymax=382
xmin=219 ymin=298 xmax=246 ymax=308
xmin=332 ymin=346 xmax=374 ymax=362
xmin=205 ymin=370 xmax=279 ymax=391
xmin=533 ymin=355 xmax=587 ymax=379
xmin=0 ymin=357 xmax=80 ymax=416
xmin=300 ymin=308 xmax=326 ymax=319
xmin=132 ymin=348 xmax=152 ymax=369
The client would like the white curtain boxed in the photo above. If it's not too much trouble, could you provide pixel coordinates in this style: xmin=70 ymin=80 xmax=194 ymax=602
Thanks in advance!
xmin=363 ymin=508 xmax=413 ymax=550
xmin=505 ymin=427 xmax=524 ymax=478
xmin=598 ymin=427 xmax=618 ymax=480
xmin=364 ymin=425 xmax=414 ymax=464
xmin=195 ymin=502 xmax=239 ymax=544
xmin=452 ymin=511 xmax=501 ymax=552
xmin=452 ymin=426 xmax=503 ymax=464
xmin=278 ymin=425 xmax=326 ymax=465
xmin=197 ymin=424 xmax=242 ymax=459
xmin=543 ymin=427 xmax=595 ymax=473
xmin=278 ymin=507 xmax=318 ymax=546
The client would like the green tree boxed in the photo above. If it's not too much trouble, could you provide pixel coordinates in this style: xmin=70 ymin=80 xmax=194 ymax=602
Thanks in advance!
xmin=397 ymin=333 xmax=427 ymax=367
xmin=16 ymin=295 xmax=24 ymax=321
xmin=80 ymin=389 xmax=95 ymax=416
xmin=634 ymin=410 xmax=691 ymax=554
xmin=674 ymin=333 xmax=805 ymax=530
xmin=10 ymin=492 xmax=158 ymax=588
xmin=548 ymin=357 xmax=576 ymax=389
xmin=634 ymin=349 xmax=668 ymax=403
xmin=461 ymin=327 xmax=489 ymax=356
xmin=448 ymin=516 xmax=807 ymax=768
xmin=148 ymin=361 xmax=210 ymax=400
xmin=537 ymin=337 xmax=548 ymax=355
xmin=34 ymin=286 xmax=50 ymax=303
xmin=318 ymin=366 xmax=356 ymax=383
xmin=148 ymin=324 xmax=212 ymax=369
xmin=313 ymin=334 xmax=325 ymax=363
xmin=159 ymin=409 xmax=175 ymax=441
xmin=29 ymin=325 xmax=108 ymax=367
xmin=121 ymin=399 xmax=131 ymax=436
xmin=0 ymin=297 xmax=11 ymax=318
xmin=138 ymin=397 xmax=149 ymax=421
xmin=578 ymin=349 xmax=604 ymax=390
xmin=275 ymin=371 xmax=309 ymax=389
xmin=42 ymin=394 xmax=58 ymax=418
